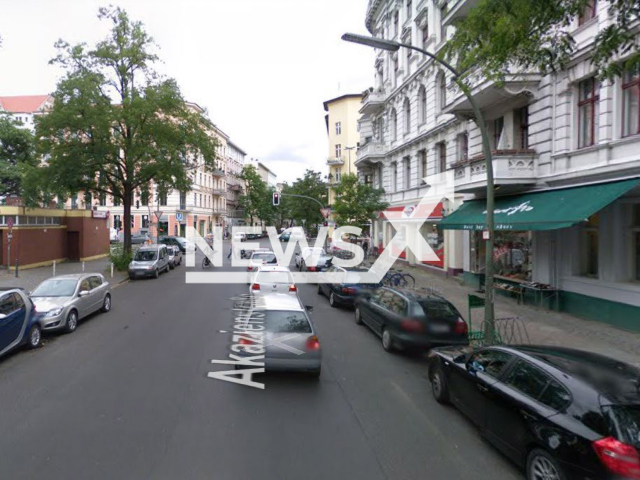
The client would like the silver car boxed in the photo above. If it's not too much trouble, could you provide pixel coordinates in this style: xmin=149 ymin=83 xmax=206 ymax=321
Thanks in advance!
xmin=128 ymin=244 xmax=170 ymax=279
xmin=249 ymin=266 xmax=297 ymax=295
xmin=31 ymin=274 xmax=112 ymax=334
xmin=237 ymin=294 xmax=321 ymax=378
xmin=295 ymin=247 xmax=332 ymax=272
xmin=168 ymin=245 xmax=182 ymax=267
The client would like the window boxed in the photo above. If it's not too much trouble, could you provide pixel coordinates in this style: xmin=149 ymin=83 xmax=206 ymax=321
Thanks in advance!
xmin=419 ymin=150 xmax=427 ymax=183
xmin=422 ymin=24 xmax=429 ymax=48
xmin=335 ymin=144 xmax=342 ymax=158
xmin=406 ymin=0 xmax=412 ymax=15
xmin=418 ymin=86 xmax=427 ymax=124
xmin=492 ymin=117 xmax=505 ymax=150
xmin=393 ymin=11 xmax=399 ymax=37
xmin=457 ymin=132 xmax=469 ymax=162
xmin=405 ymin=38 xmax=411 ymax=70
xmin=578 ymin=78 xmax=600 ymax=148
xmin=193 ymin=192 xmax=197 ymax=206
xmin=199 ymin=194 xmax=203 ymax=207
xmin=113 ymin=214 xmax=121 ymax=230
xmin=142 ymin=215 xmax=149 ymax=229
xmin=437 ymin=142 xmax=446 ymax=173
xmin=392 ymin=162 xmax=398 ymax=191
xmin=390 ymin=109 xmax=398 ymax=141
xmin=84 ymin=192 xmax=92 ymax=210
xmin=89 ymin=276 xmax=102 ymax=290
xmin=336 ymin=122 xmax=342 ymax=135
xmin=131 ymin=215 xmax=135 ymax=229
xmin=578 ymin=0 xmax=597 ymax=25
xmin=381 ymin=291 xmax=408 ymax=315
xmin=393 ymin=57 xmax=399 ymax=80
xmin=71 ymin=194 xmax=78 ymax=209
xmin=199 ymin=173 xmax=202 ymax=185
xmin=438 ymin=72 xmax=446 ymax=111
xmin=583 ymin=213 xmax=599 ymax=278
xmin=79 ymin=279 xmax=91 ymax=293
xmin=504 ymin=360 xmax=551 ymax=401
xmin=404 ymin=98 xmax=411 ymax=136
xmin=468 ymin=350 xmax=513 ymax=379
xmin=335 ymin=168 xmax=341 ymax=182
xmin=140 ymin=189 xmax=149 ymax=206
xmin=159 ymin=190 xmax=168 ymax=206
xmin=113 ymin=195 xmax=121 ymax=206
xmin=538 ymin=380 xmax=572 ymax=411
xmin=403 ymin=156 xmax=411 ymax=189
xmin=440 ymin=5 xmax=447 ymax=41
xmin=622 ymin=67 xmax=640 ymax=137
xmin=516 ymin=106 xmax=530 ymax=149
xmin=99 ymin=193 xmax=106 ymax=207
xmin=0 ymin=293 xmax=16 ymax=316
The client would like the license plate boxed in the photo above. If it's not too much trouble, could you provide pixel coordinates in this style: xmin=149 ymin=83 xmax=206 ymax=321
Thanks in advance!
xmin=430 ymin=324 xmax=450 ymax=333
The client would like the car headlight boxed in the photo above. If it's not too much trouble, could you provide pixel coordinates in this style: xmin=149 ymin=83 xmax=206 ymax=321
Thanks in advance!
xmin=46 ymin=307 xmax=64 ymax=318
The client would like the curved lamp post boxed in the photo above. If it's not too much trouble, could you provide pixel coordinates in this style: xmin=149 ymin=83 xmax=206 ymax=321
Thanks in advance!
xmin=342 ymin=33 xmax=496 ymax=342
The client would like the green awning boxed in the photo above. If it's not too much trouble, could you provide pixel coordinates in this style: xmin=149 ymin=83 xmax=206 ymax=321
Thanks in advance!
xmin=439 ymin=178 xmax=640 ymax=231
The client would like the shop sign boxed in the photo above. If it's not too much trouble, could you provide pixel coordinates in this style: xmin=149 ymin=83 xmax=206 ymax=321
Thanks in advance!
xmin=92 ymin=210 xmax=110 ymax=219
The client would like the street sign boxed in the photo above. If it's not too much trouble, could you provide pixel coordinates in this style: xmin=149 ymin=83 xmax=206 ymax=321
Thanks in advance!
xmin=7 ymin=217 xmax=13 ymax=229
xmin=320 ymin=208 xmax=331 ymax=219
xmin=92 ymin=210 xmax=110 ymax=219
xmin=176 ymin=212 xmax=183 ymax=222
xmin=154 ymin=210 xmax=163 ymax=220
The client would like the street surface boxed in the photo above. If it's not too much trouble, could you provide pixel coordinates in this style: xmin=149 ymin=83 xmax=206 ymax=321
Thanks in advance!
xmin=0 ymin=241 xmax=521 ymax=480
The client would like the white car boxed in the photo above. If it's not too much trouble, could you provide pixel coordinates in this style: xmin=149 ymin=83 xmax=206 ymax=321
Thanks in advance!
xmin=295 ymin=247 xmax=332 ymax=271
xmin=249 ymin=266 xmax=297 ymax=294
xmin=246 ymin=250 xmax=279 ymax=277
xmin=233 ymin=232 xmax=246 ymax=243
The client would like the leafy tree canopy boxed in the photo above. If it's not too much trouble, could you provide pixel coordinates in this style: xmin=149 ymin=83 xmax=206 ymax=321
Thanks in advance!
xmin=332 ymin=173 xmax=388 ymax=230
xmin=443 ymin=0 xmax=640 ymax=81
xmin=239 ymin=164 xmax=273 ymax=226
xmin=29 ymin=6 xmax=219 ymax=251
xmin=286 ymin=169 xmax=328 ymax=234
xmin=0 ymin=115 xmax=37 ymax=199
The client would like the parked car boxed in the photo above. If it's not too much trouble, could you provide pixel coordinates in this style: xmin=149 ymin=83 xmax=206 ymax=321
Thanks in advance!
xmin=249 ymin=266 xmax=297 ymax=294
xmin=166 ymin=245 xmax=177 ymax=269
xmin=233 ymin=232 xmax=246 ymax=243
xmin=236 ymin=293 xmax=321 ymax=378
xmin=295 ymin=247 xmax=332 ymax=271
xmin=428 ymin=345 xmax=640 ymax=480
xmin=354 ymin=287 xmax=469 ymax=352
xmin=279 ymin=232 xmax=290 ymax=242
xmin=159 ymin=236 xmax=194 ymax=253
xmin=30 ymin=274 xmax=111 ymax=334
xmin=128 ymin=244 xmax=170 ymax=279
xmin=131 ymin=233 xmax=151 ymax=245
xmin=168 ymin=245 xmax=182 ymax=267
xmin=0 ymin=288 xmax=41 ymax=357
xmin=317 ymin=266 xmax=382 ymax=308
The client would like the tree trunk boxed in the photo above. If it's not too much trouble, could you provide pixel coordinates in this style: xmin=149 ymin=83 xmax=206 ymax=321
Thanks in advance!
xmin=123 ymin=184 xmax=133 ymax=254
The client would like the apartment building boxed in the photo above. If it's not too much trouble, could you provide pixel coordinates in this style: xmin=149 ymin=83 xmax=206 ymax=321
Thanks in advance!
xmin=226 ymin=140 xmax=247 ymax=226
xmin=358 ymin=0 xmax=640 ymax=329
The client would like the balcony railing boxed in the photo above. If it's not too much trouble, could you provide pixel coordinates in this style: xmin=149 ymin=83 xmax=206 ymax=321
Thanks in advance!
xmin=359 ymin=89 xmax=385 ymax=115
xmin=452 ymin=150 xmax=538 ymax=193
xmin=211 ymin=188 xmax=226 ymax=196
xmin=327 ymin=157 xmax=345 ymax=166
xmin=443 ymin=0 xmax=479 ymax=25
xmin=211 ymin=168 xmax=225 ymax=177
xmin=355 ymin=141 xmax=388 ymax=166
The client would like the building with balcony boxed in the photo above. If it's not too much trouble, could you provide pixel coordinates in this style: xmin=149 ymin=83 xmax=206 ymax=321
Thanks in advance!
xmin=360 ymin=0 xmax=640 ymax=329
xmin=323 ymin=93 xmax=363 ymax=223
xmin=226 ymin=140 xmax=247 ymax=227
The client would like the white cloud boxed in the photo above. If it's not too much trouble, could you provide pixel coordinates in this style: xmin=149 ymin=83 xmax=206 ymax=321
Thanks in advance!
xmin=0 ymin=0 xmax=373 ymax=183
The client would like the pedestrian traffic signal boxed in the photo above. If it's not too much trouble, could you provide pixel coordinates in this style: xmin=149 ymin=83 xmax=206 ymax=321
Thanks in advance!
xmin=136 ymin=200 xmax=140 ymax=209
xmin=273 ymin=192 xmax=280 ymax=206
xmin=323 ymin=221 xmax=328 ymax=227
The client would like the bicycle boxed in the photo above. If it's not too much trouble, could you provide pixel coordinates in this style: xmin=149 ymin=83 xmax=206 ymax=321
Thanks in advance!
xmin=382 ymin=269 xmax=416 ymax=289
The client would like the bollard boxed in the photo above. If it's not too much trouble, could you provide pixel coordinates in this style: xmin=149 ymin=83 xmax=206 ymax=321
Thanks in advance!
xmin=53 ymin=260 xmax=56 ymax=277
xmin=14 ymin=259 xmax=19 ymax=278
xmin=110 ymin=263 xmax=114 ymax=279
xmin=82 ymin=261 xmax=85 ymax=272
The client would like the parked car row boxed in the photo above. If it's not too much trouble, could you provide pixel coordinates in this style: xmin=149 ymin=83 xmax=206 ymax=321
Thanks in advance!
xmin=1 ymin=273 xmax=113 ymax=359
xmin=128 ymin=244 xmax=182 ymax=279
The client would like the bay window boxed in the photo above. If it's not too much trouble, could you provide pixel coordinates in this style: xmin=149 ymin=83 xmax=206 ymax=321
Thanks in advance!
xmin=622 ymin=67 xmax=640 ymax=137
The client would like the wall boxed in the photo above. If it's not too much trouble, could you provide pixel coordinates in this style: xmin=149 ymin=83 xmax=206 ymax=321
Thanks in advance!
xmin=64 ymin=215 xmax=110 ymax=261
xmin=0 ymin=226 xmax=67 ymax=268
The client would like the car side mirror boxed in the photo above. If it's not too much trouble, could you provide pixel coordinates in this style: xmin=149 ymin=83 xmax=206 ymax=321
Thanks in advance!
xmin=305 ymin=305 xmax=314 ymax=312
xmin=79 ymin=290 xmax=90 ymax=297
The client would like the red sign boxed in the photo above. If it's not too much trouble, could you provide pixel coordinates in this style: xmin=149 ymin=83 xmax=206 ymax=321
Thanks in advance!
xmin=92 ymin=210 xmax=110 ymax=219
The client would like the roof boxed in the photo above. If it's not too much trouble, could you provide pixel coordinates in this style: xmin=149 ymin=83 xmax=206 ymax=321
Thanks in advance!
xmin=257 ymin=162 xmax=276 ymax=176
xmin=0 ymin=95 xmax=51 ymax=113
xmin=365 ymin=0 xmax=384 ymax=34
xmin=52 ymin=274 xmax=93 ymax=279
xmin=253 ymin=293 xmax=304 ymax=311
xmin=228 ymin=140 xmax=247 ymax=156
xmin=389 ymin=287 xmax=448 ymax=302
xmin=323 ymin=93 xmax=363 ymax=111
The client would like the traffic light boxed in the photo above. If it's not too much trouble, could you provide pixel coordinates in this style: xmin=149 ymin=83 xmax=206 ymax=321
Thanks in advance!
xmin=136 ymin=200 xmax=140 ymax=209
xmin=273 ymin=192 xmax=280 ymax=206
xmin=323 ymin=221 xmax=328 ymax=227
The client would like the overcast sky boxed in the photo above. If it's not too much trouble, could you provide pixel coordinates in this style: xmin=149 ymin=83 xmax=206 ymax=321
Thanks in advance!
xmin=0 ymin=0 xmax=373 ymax=183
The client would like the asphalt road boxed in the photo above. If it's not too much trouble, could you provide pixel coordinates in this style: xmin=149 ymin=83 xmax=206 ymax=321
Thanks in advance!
xmin=0 ymin=241 xmax=522 ymax=480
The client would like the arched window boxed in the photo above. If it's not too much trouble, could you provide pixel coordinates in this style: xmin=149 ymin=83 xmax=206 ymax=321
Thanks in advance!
xmin=437 ymin=72 xmax=447 ymax=111
xmin=404 ymin=98 xmax=411 ymax=136
xmin=418 ymin=86 xmax=427 ymax=123
xmin=390 ymin=108 xmax=398 ymax=141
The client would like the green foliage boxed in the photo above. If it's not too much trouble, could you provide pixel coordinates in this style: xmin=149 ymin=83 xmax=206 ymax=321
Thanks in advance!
xmin=109 ymin=244 xmax=132 ymax=272
xmin=238 ymin=165 xmax=274 ymax=226
xmin=332 ymin=174 xmax=388 ymax=230
xmin=0 ymin=115 xmax=37 ymax=197
xmin=443 ymin=0 xmax=640 ymax=82
xmin=286 ymin=170 xmax=328 ymax=234
xmin=29 ymin=6 xmax=219 ymax=251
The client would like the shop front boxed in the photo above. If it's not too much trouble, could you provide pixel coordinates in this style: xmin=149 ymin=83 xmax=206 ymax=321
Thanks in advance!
xmin=439 ymin=178 xmax=640 ymax=331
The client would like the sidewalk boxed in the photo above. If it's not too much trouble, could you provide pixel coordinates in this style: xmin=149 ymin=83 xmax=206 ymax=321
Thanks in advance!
xmin=0 ymin=256 xmax=128 ymax=292
xmin=389 ymin=260 xmax=640 ymax=367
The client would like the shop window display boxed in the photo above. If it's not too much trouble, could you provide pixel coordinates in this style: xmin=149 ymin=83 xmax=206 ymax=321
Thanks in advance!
xmin=472 ymin=231 xmax=533 ymax=282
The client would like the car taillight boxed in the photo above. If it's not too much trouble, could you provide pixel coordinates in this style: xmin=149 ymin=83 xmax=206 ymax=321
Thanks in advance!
xmin=251 ymin=284 xmax=260 ymax=291
xmin=341 ymin=287 xmax=357 ymax=294
xmin=239 ymin=336 xmax=256 ymax=345
xmin=454 ymin=318 xmax=468 ymax=335
xmin=307 ymin=266 xmax=316 ymax=272
xmin=401 ymin=319 xmax=424 ymax=333
xmin=247 ymin=266 xmax=253 ymax=272
xmin=289 ymin=284 xmax=297 ymax=292
xmin=306 ymin=335 xmax=320 ymax=350
xmin=593 ymin=437 xmax=640 ymax=479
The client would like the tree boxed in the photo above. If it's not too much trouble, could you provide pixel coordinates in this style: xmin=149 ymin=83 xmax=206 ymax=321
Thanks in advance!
xmin=30 ymin=7 xmax=218 ymax=252
xmin=443 ymin=0 xmax=640 ymax=82
xmin=238 ymin=164 xmax=273 ymax=227
xmin=0 ymin=115 xmax=37 ymax=200
xmin=332 ymin=174 xmax=388 ymax=231
xmin=287 ymin=169 xmax=328 ymax=235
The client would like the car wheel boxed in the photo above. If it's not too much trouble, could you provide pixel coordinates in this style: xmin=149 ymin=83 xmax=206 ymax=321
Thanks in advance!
xmin=381 ymin=328 xmax=394 ymax=352
xmin=430 ymin=364 xmax=450 ymax=404
xmin=527 ymin=449 xmax=565 ymax=480
xmin=169 ymin=263 xmax=175 ymax=270
xmin=26 ymin=325 xmax=42 ymax=349
xmin=354 ymin=307 xmax=363 ymax=325
xmin=329 ymin=292 xmax=338 ymax=308
xmin=101 ymin=294 xmax=112 ymax=313
xmin=154 ymin=268 xmax=159 ymax=279
xmin=317 ymin=284 xmax=323 ymax=296
xmin=64 ymin=310 xmax=78 ymax=334
xmin=310 ymin=367 xmax=321 ymax=379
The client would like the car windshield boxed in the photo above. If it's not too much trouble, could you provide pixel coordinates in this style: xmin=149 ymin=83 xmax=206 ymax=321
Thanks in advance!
xmin=252 ymin=253 xmax=277 ymax=264
xmin=604 ymin=405 xmax=640 ymax=448
xmin=256 ymin=272 xmax=292 ymax=284
xmin=264 ymin=311 xmax=312 ymax=333
xmin=303 ymin=248 xmax=325 ymax=257
xmin=135 ymin=251 xmax=157 ymax=261
xmin=416 ymin=301 xmax=461 ymax=321
xmin=32 ymin=279 xmax=77 ymax=297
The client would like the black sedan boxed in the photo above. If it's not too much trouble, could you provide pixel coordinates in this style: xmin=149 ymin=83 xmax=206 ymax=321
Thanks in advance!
xmin=317 ymin=266 xmax=381 ymax=308
xmin=428 ymin=345 xmax=640 ymax=480
xmin=354 ymin=287 xmax=469 ymax=352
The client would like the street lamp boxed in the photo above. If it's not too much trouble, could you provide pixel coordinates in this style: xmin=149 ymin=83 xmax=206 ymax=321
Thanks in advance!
xmin=342 ymin=32 xmax=497 ymax=342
